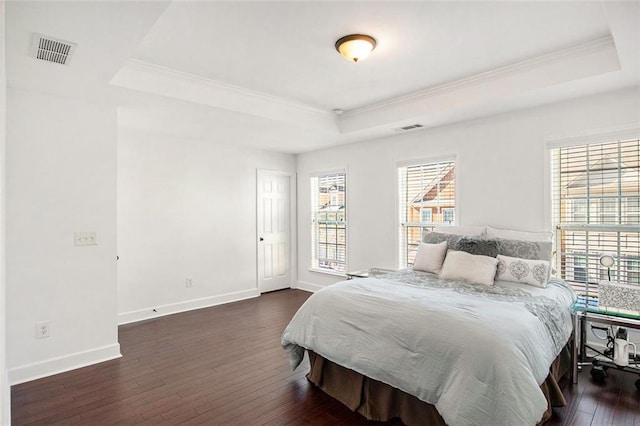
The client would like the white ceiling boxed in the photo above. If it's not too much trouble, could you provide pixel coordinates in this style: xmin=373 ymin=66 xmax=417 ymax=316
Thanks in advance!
xmin=133 ymin=1 xmax=611 ymax=111
xmin=6 ymin=1 xmax=640 ymax=154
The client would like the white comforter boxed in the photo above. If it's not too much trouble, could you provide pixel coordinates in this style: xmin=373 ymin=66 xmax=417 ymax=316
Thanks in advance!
xmin=281 ymin=270 xmax=575 ymax=426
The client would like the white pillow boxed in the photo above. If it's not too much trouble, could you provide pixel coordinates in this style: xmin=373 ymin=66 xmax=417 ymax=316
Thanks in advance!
xmin=434 ymin=225 xmax=486 ymax=236
xmin=413 ymin=241 xmax=448 ymax=273
xmin=496 ymin=255 xmax=550 ymax=288
xmin=439 ymin=250 xmax=499 ymax=286
xmin=486 ymin=225 xmax=552 ymax=242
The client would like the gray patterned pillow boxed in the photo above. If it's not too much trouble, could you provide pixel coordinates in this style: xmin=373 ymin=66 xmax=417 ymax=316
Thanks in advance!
xmin=422 ymin=231 xmax=462 ymax=249
xmin=493 ymin=237 xmax=553 ymax=262
xmin=424 ymin=233 xmax=553 ymax=262
xmin=454 ymin=237 xmax=499 ymax=257
xmin=496 ymin=255 xmax=550 ymax=288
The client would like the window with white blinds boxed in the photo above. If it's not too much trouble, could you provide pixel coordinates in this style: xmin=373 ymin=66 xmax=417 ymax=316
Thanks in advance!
xmin=551 ymin=139 xmax=640 ymax=296
xmin=311 ymin=172 xmax=346 ymax=273
xmin=398 ymin=159 xmax=456 ymax=267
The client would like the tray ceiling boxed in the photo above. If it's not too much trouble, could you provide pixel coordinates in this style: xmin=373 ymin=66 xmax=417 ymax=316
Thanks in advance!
xmin=6 ymin=1 xmax=640 ymax=154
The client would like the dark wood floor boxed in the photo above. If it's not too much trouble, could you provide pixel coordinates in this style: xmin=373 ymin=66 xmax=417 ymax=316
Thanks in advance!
xmin=11 ymin=289 xmax=640 ymax=425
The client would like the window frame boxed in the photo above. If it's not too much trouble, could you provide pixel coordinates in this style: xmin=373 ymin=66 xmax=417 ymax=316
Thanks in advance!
xmin=549 ymin=135 xmax=640 ymax=295
xmin=397 ymin=157 xmax=456 ymax=268
xmin=310 ymin=170 xmax=347 ymax=275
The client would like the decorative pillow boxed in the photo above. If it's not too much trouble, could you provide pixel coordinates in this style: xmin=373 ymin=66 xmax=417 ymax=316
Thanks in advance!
xmin=454 ymin=237 xmax=499 ymax=258
xmin=439 ymin=250 xmax=499 ymax=286
xmin=487 ymin=225 xmax=552 ymax=242
xmin=413 ymin=241 xmax=448 ymax=274
xmin=434 ymin=225 xmax=487 ymax=236
xmin=494 ymin=237 xmax=553 ymax=262
xmin=422 ymin=231 xmax=462 ymax=249
xmin=496 ymin=255 xmax=550 ymax=288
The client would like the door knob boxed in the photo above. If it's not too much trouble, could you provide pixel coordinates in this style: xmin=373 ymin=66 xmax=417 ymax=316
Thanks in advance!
xmin=259 ymin=237 xmax=264 ymax=241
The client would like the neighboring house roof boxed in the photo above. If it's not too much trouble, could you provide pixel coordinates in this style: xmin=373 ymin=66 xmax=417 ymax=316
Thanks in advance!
xmin=410 ymin=164 xmax=455 ymax=207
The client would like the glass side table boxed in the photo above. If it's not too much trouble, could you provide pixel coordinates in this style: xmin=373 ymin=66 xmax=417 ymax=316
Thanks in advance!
xmin=345 ymin=267 xmax=397 ymax=280
xmin=571 ymin=295 xmax=640 ymax=388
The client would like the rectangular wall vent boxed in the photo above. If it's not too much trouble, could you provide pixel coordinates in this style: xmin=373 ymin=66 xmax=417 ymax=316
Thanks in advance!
xmin=394 ymin=124 xmax=424 ymax=132
xmin=30 ymin=33 xmax=77 ymax=66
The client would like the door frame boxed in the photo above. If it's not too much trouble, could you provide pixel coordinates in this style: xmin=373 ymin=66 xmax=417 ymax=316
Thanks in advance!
xmin=256 ymin=169 xmax=297 ymax=293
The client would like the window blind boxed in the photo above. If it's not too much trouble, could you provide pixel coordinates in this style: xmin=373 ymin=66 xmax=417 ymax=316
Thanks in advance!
xmin=311 ymin=172 xmax=346 ymax=273
xmin=398 ymin=160 xmax=456 ymax=267
xmin=551 ymin=139 xmax=640 ymax=296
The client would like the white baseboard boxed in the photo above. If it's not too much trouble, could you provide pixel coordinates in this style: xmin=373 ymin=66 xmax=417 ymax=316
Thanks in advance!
xmin=118 ymin=288 xmax=260 ymax=325
xmin=295 ymin=280 xmax=325 ymax=293
xmin=9 ymin=343 xmax=122 ymax=385
xmin=2 ymin=368 xmax=9 ymax=425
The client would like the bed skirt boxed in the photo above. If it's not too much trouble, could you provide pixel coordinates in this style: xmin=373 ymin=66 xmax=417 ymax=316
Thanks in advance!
xmin=306 ymin=345 xmax=571 ymax=425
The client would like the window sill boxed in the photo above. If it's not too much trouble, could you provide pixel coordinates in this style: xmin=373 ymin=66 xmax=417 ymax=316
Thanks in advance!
xmin=308 ymin=268 xmax=347 ymax=278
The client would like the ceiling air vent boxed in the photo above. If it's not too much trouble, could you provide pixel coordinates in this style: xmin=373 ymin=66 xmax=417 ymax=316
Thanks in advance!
xmin=393 ymin=124 xmax=424 ymax=133
xmin=30 ymin=33 xmax=77 ymax=66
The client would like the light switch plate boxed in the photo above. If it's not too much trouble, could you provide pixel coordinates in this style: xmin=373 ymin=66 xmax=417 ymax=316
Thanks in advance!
xmin=74 ymin=231 xmax=97 ymax=246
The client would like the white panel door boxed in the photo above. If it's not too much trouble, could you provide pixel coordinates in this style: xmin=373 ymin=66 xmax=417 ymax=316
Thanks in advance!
xmin=257 ymin=170 xmax=291 ymax=292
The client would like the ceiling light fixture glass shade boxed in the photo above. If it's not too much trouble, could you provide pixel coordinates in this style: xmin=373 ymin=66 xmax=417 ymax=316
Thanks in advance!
xmin=335 ymin=34 xmax=376 ymax=63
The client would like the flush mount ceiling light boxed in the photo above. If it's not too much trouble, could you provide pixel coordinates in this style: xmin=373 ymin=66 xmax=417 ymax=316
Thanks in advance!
xmin=335 ymin=34 xmax=376 ymax=63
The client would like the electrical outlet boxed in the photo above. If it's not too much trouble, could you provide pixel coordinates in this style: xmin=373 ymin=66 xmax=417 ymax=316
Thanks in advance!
xmin=36 ymin=322 xmax=50 ymax=339
xmin=74 ymin=231 xmax=97 ymax=246
xmin=185 ymin=277 xmax=193 ymax=288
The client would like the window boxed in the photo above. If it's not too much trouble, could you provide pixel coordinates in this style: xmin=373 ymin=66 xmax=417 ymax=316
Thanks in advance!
xmin=626 ymin=196 xmax=640 ymax=224
xmin=572 ymin=255 xmax=588 ymax=283
xmin=398 ymin=159 xmax=456 ymax=267
xmin=570 ymin=199 xmax=588 ymax=223
xmin=443 ymin=208 xmax=455 ymax=224
xmin=551 ymin=138 xmax=640 ymax=295
xmin=311 ymin=172 xmax=346 ymax=273
xmin=627 ymin=259 xmax=640 ymax=285
xmin=420 ymin=208 xmax=433 ymax=223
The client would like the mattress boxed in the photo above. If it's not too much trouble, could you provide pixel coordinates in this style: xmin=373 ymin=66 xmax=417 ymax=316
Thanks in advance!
xmin=306 ymin=347 xmax=570 ymax=426
xmin=282 ymin=269 xmax=576 ymax=426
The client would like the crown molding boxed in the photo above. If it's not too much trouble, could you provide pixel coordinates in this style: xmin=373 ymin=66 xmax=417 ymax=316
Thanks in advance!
xmin=112 ymin=34 xmax=622 ymax=142
xmin=111 ymin=59 xmax=337 ymax=132
xmin=338 ymin=34 xmax=621 ymax=134
xmin=344 ymin=35 xmax=617 ymax=118
xmin=125 ymin=59 xmax=329 ymax=115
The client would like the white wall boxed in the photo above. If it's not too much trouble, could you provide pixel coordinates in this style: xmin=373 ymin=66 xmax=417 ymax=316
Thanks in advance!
xmin=117 ymin=130 xmax=296 ymax=324
xmin=296 ymin=88 xmax=640 ymax=290
xmin=0 ymin=0 xmax=9 ymax=421
xmin=6 ymin=88 xmax=120 ymax=385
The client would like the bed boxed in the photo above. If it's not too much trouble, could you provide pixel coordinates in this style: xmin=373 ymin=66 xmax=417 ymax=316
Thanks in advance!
xmin=282 ymin=232 xmax=576 ymax=426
